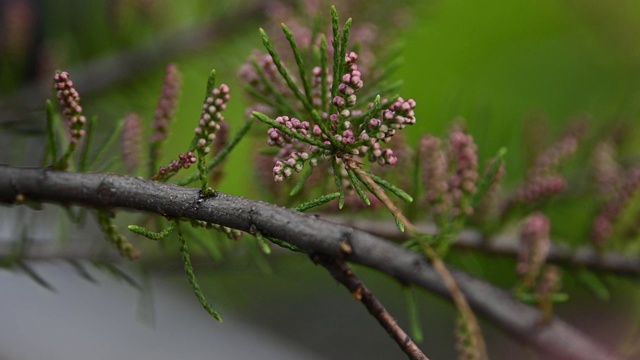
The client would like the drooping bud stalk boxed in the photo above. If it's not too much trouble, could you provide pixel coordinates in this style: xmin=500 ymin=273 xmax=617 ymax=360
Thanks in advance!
xmin=152 ymin=152 xmax=197 ymax=182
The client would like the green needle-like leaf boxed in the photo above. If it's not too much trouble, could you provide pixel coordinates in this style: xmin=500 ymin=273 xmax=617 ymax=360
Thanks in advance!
xmin=363 ymin=169 xmax=413 ymax=203
xmin=79 ymin=115 xmax=97 ymax=171
xmin=577 ymin=270 xmax=610 ymax=301
xmin=330 ymin=6 xmax=341 ymax=103
xmin=347 ymin=169 xmax=371 ymax=206
xmin=254 ymin=231 xmax=272 ymax=255
xmin=128 ymin=223 xmax=176 ymax=241
xmin=471 ymin=147 xmax=507 ymax=208
xmin=266 ymin=237 xmax=304 ymax=252
xmin=289 ymin=166 xmax=314 ymax=197
xmin=332 ymin=159 xmax=346 ymax=209
xmin=204 ymin=69 xmax=216 ymax=98
xmin=259 ymin=28 xmax=314 ymax=114
xmin=177 ymin=222 xmax=223 ymax=322
xmin=320 ymin=35 xmax=329 ymax=112
xmin=404 ymin=287 xmax=424 ymax=343
xmin=250 ymin=57 xmax=299 ymax=117
xmin=338 ymin=17 xmax=353 ymax=77
xmin=44 ymin=100 xmax=58 ymax=166
xmin=294 ymin=192 xmax=340 ymax=212
xmin=87 ymin=118 xmax=125 ymax=170
xmin=282 ymin=23 xmax=314 ymax=107
xmin=19 ymin=262 xmax=56 ymax=292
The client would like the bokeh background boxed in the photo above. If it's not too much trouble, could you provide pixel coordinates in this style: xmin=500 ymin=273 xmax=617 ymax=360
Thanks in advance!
xmin=1 ymin=0 xmax=639 ymax=359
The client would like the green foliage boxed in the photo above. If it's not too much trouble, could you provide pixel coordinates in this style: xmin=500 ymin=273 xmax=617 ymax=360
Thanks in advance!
xmin=128 ymin=223 xmax=176 ymax=241
xmin=177 ymin=222 xmax=223 ymax=322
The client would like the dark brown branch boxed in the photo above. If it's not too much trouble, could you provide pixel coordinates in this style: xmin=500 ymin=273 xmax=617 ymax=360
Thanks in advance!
xmin=313 ymin=253 xmax=429 ymax=360
xmin=334 ymin=217 xmax=640 ymax=277
xmin=0 ymin=165 xmax=620 ymax=360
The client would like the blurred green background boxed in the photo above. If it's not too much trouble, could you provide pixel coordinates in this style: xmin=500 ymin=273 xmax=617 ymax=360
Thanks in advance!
xmin=2 ymin=0 xmax=640 ymax=358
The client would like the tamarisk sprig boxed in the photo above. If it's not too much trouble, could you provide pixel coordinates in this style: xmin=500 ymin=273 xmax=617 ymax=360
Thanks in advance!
xmin=52 ymin=71 xmax=88 ymax=169
xmin=192 ymin=70 xmax=231 ymax=196
xmin=127 ymin=220 xmax=223 ymax=322
xmin=96 ymin=210 xmax=140 ymax=260
xmin=503 ymin=130 xmax=580 ymax=215
xmin=151 ymin=152 xmax=197 ymax=182
xmin=250 ymin=8 xmax=416 ymax=217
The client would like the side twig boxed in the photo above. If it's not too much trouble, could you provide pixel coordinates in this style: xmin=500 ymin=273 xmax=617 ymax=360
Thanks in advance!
xmin=332 ymin=217 xmax=640 ymax=277
xmin=351 ymin=165 xmax=488 ymax=360
xmin=312 ymin=253 xmax=429 ymax=360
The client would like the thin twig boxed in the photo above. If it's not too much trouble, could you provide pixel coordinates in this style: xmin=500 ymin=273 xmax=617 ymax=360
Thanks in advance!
xmin=330 ymin=217 xmax=640 ymax=277
xmin=313 ymin=253 xmax=429 ymax=360
xmin=351 ymin=165 xmax=489 ymax=360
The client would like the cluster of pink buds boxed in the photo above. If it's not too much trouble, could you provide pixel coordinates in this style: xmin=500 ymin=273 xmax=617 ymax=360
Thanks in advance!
xmin=591 ymin=167 xmax=640 ymax=247
xmin=152 ymin=63 xmax=181 ymax=144
xmin=54 ymin=71 xmax=86 ymax=144
xmin=448 ymin=126 xmax=479 ymax=216
xmin=121 ymin=113 xmax=142 ymax=174
xmin=420 ymin=134 xmax=450 ymax=215
xmin=506 ymin=133 xmax=578 ymax=210
xmin=333 ymin=52 xmax=363 ymax=116
xmin=357 ymin=97 xmax=416 ymax=165
xmin=195 ymin=84 xmax=230 ymax=154
xmin=259 ymin=50 xmax=417 ymax=184
xmin=268 ymin=116 xmax=315 ymax=182
xmin=418 ymin=126 xmax=479 ymax=219
xmin=154 ymin=152 xmax=197 ymax=180
xmin=517 ymin=212 xmax=551 ymax=286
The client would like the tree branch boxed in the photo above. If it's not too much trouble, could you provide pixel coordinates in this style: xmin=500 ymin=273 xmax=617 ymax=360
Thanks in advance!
xmin=312 ymin=253 xmax=429 ymax=360
xmin=0 ymin=165 xmax=620 ymax=360
xmin=333 ymin=218 xmax=640 ymax=277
